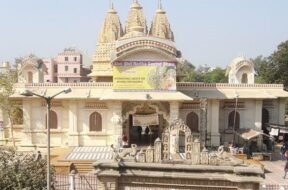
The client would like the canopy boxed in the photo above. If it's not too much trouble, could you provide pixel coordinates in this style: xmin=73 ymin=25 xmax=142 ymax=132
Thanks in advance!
xmin=236 ymin=129 xmax=262 ymax=140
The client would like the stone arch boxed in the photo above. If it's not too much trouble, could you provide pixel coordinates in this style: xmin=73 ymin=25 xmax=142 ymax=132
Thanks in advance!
xmin=89 ymin=112 xmax=102 ymax=132
xmin=228 ymin=111 xmax=240 ymax=130
xmin=162 ymin=119 xmax=193 ymax=160
xmin=186 ymin=112 xmax=199 ymax=133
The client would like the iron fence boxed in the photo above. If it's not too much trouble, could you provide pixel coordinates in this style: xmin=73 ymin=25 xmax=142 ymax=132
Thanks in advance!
xmin=54 ymin=174 xmax=287 ymax=190
xmin=260 ymin=184 xmax=288 ymax=190
xmin=54 ymin=174 xmax=97 ymax=190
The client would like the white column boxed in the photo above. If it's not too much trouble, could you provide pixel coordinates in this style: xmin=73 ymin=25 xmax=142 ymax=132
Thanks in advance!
xmin=110 ymin=102 xmax=122 ymax=149
xmin=211 ymin=100 xmax=220 ymax=146
xmin=169 ymin=102 xmax=179 ymax=123
xmin=278 ymin=98 xmax=286 ymax=125
xmin=255 ymin=100 xmax=263 ymax=149
xmin=254 ymin=100 xmax=263 ymax=130
xmin=21 ymin=99 xmax=33 ymax=146
xmin=68 ymin=101 xmax=79 ymax=146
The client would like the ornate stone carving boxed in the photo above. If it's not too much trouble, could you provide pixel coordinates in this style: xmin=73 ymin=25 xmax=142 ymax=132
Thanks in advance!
xmin=191 ymin=139 xmax=201 ymax=165
xmin=137 ymin=148 xmax=146 ymax=163
xmin=154 ymin=138 xmax=162 ymax=163
xmin=97 ymin=6 xmax=123 ymax=43
xmin=200 ymin=147 xmax=209 ymax=165
xmin=145 ymin=146 xmax=154 ymax=163
xmin=125 ymin=1 xmax=147 ymax=35
xmin=149 ymin=2 xmax=174 ymax=41
xmin=199 ymin=98 xmax=207 ymax=147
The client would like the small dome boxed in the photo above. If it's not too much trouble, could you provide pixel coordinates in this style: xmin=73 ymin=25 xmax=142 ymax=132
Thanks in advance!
xmin=227 ymin=56 xmax=255 ymax=84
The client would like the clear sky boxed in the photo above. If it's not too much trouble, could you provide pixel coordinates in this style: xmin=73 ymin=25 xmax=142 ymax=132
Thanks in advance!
xmin=1 ymin=0 xmax=288 ymax=68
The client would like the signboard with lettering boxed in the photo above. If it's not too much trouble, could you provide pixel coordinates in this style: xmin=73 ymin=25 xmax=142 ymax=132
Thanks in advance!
xmin=113 ymin=61 xmax=176 ymax=91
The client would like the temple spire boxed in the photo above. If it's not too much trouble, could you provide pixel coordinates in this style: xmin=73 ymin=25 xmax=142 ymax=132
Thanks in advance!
xmin=150 ymin=0 xmax=174 ymax=41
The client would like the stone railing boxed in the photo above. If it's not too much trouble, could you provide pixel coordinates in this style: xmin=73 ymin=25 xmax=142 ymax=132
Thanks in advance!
xmin=14 ymin=82 xmax=284 ymax=90
xmin=14 ymin=82 xmax=113 ymax=89
xmin=177 ymin=82 xmax=284 ymax=89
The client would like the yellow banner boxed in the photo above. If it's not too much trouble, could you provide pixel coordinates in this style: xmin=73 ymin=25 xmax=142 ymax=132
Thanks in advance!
xmin=113 ymin=62 xmax=176 ymax=91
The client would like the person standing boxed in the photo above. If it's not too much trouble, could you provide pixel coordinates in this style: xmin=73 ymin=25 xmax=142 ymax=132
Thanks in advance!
xmin=283 ymin=156 xmax=288 ymax=179
xmin=280 ymin=142 xmax=288 ymax=160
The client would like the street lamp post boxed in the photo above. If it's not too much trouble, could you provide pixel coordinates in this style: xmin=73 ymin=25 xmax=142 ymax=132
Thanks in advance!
xmin=233 ymin=94 xmax=239 ymax=143
xmin=21 ymin=88 xmax=71 ymax=190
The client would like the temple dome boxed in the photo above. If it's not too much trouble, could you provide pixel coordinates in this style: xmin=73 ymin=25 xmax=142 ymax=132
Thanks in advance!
xmin=226 ymin=56 xmax=255 ymax=84
xmin=150 ymin=1 xmax=174 ymax=41
xmin=125 ymin=0 xmax=147 ymax=35
xmin=97 ymin=5 xmax=123 ymax=43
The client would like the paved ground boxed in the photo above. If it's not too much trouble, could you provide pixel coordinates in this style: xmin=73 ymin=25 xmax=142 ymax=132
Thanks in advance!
xmin=260 ymin=158 xmax=288 ymax=186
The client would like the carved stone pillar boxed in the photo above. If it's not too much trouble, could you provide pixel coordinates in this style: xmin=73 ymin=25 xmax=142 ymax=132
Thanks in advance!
xmin=145 ymin=146 xmax=154 ymax=163
xmin=191 ymin=139 xmax=201 ymax=164
xmin=154 ymin=138 xmax=162 ymax=163
xmin=200 ymin=147 xmax=209 ymax=165
xmin=137 ymin=149 xmax=146 ymax=163
xmin=68 ymin=101 xmax=79 ymax=146
xmin=211 ymin=100 xmax=220 ymax=146
xmin=169 ymin=102 xmax=179 ymax=123
xmin=110 ymin=102 xmax=122 ymax=149
xmin=200 ymin=98 xmax=208 ymax=147
xmin=255 ymin=100 xmax=262 ymax=130
xmin=21 ymin=99 xmax=33 ymax=146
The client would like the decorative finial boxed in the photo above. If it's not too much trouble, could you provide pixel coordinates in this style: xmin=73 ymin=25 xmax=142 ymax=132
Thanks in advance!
xmin=158 ymin=0 xmax=163 ymax=9
xmin=109 ymin=0 xmax=114 ymax=9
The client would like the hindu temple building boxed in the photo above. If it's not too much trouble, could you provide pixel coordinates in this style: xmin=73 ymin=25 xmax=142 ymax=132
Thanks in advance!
xmin=1 ymin=0 xmax=288 ymax=152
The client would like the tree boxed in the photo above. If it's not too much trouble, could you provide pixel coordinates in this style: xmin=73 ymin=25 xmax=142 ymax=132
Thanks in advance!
xmin=257 ymin=41 xmax=288 ymax=89
xmin=0 ymin=70 xmax=20 ymax=148
xmin=181 ymin=60 xmax=204 ymax=82
xmin=203 ymin=67 xmax=228 ymax=83
xmin=250 ymin=55 xmax=269 ymax=83
xmin=0 ymin=147 xmax=53 ymax=190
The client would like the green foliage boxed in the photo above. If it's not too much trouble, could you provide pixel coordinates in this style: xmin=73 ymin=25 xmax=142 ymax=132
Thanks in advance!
xmin=181 ymin=61 xmax=227 ymax=83
xmin=256 ymin=41 xmax=288 ymax=89
xmin=202 ymin=67 xmax=228 ymax=83
xmin=0 ymin=70 xmax=19 ymax=147
xmin=0 ymin=147 xmax=52 ymax=190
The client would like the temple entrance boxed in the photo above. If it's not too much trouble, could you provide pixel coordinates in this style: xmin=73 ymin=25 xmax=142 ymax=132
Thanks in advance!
xmin=128 ymin=114 xmax=165 ymax=146
xmin=124 ymin=103 xmax=168 ymax=147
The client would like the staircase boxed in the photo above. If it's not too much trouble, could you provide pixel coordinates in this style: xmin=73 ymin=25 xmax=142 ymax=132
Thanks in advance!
xmin=70 ymin=160 xmax=95 ymax=174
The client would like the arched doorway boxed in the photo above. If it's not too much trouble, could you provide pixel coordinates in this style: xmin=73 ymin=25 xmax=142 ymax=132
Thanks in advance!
xmin=45 ymin=110 xmax=58 ymax=129
xmin=228 ymin=111 xmax=240 ymax=130
xmin=262 ymin=108 xmax=269 ymax=134
xmin=89 ymin=112 xmax=102 ymax=132
xmin=28 ymin=71 xmax=33 ymax=83
xmin=186 ymin=112 xmax=199 ymax=133
xmin=126 ymin=103 xmax=168 ymax=146
xmin=241 ymin=73 xmax=248 ymax=83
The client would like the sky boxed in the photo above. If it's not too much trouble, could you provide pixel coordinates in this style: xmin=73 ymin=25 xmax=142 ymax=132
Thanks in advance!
xmin=1 ymin=0 xmax=288 ymax=68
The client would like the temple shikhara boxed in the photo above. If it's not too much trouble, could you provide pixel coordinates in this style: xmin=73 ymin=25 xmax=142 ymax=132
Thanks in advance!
xmin=1 ymin=1 xmax=288 ymax=188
